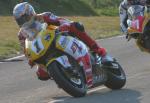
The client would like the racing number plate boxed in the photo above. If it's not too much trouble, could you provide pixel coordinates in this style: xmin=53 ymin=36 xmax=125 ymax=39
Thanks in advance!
xmin=31 ymin=37 xmax=44 ymax=54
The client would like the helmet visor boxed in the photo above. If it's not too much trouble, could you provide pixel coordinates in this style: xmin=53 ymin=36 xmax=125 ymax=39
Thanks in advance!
xmin=16 ymin=14 xmax=31 ymax=27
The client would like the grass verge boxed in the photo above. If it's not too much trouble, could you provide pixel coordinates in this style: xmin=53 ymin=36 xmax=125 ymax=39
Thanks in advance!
xmin=0 ymin=16 xmax=120 ymax=59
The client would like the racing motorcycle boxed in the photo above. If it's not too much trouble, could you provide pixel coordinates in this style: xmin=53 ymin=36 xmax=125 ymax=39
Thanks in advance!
xmin=127 ymin=5 xmax=150 ymax=53
xmin=24 ymin=20 xmax=126 ymax=97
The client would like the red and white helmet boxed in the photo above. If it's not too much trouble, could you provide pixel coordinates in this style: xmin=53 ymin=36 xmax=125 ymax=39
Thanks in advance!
xmin=13 ymin=2 xmax=36 ymax=27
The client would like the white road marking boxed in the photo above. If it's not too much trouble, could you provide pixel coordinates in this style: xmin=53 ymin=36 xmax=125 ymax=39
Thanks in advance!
xmin=48 ymin=86 xmax=106 ymax=103
xmin=107 ymin=35 xmax=124 ymax=40
xmin=0 ymin=55 xmax=25 ymax=64
xmin=5 ymin=54 xmax=25 ymax=61
xmin=48 ymin=99 xmax=67 ymax=103
xmin=88 ymin=86 xmax=106 ymax=94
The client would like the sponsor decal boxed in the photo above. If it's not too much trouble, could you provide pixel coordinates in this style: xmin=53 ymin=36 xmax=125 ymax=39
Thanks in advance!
xmin=44 ymin=34 xmax=51 ymax=41
xmin=34 ymin=40 xmax=41 ymax=53
xmin=71 ymin=40 xmax=82 ymax=54
xmin=60 ymin=37 xmax=69 ymax=48
xmin=58 ymin=56 xmax=71 ymax=68
xmin=32 ymin=37 xmax=44 ymax=54
xmin=71 ymin=42 xmax=78 ymax=54
xmin=61 ymin=56 xmax=68 ymax=65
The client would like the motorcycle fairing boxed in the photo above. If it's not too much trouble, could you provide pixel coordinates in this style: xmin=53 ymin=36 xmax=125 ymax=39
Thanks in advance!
xmin=56 ymin=35 xmax=93 ymax=87
xmin=127 ymin=5 xmax=145 ymax=33
xmin=56 ymin=35 xmax=88 ymax=59
xmin=25 ymin=29 xmax=55 ymax=61
xmin=127 ymin=16 xmax=145 ymax=32
xmin=55 ymin=55 xmax=71 ymax=68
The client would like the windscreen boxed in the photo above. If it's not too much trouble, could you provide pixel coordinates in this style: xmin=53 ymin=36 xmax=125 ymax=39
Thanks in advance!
xmin=21 ymin=18 xmax=43 ymax=40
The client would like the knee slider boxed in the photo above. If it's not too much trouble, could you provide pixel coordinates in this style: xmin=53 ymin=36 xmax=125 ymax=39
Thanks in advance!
xmin=74 ymin=22 xmax=85 ymax=32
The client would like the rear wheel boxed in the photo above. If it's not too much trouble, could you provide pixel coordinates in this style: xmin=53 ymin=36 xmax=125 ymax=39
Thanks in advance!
xmin=103 ymin=61 xmax=126 ymax=89
xmin=47 ymin=61 xmax=87 ymax=97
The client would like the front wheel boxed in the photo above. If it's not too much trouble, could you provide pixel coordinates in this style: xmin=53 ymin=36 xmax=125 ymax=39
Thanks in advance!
xmin=103 ymin=60 xmax=126 ymax=89
xmin=47 ymin=61 xmax=87 ymax=97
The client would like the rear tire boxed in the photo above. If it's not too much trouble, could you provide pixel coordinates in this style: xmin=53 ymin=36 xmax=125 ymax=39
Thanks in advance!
xmin=104 ymin=61 xmax=126 ymax=89
xmin=47 ymin=61 xmax=87 ymax=97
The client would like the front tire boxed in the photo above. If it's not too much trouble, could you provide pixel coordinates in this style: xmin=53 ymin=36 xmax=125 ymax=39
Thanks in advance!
xmin=103 ymin=61 xmax=126 ymax=89
xmin=47 ymin=61 xmax=87 ymax=97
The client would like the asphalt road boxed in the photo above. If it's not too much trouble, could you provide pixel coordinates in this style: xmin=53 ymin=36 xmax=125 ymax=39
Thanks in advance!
xmin=1 ymin=36 xmax=150 ymax=103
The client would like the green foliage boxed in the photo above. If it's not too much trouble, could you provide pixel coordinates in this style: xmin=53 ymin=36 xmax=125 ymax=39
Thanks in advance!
xmin=91 ymin=0 xmax=120 ymax=8
xmin=0 ymin=0 xmax=97 ymax=16
xmin=81 ymin=0 xmax=120 ymax=8
xmin=0 ymin=40 xmax=20 ymax=59
xmin=0 ymin=0 xmax=121 ymax=16
xmin=81 ymin=0 xmax=120 ymax=16
xmin=96 ymin=7 xmax=119 ymax=16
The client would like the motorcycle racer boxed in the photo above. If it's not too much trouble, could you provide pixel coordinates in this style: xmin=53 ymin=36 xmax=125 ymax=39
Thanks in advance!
xmin=13 ymin=2 xmax=107 ymax=81
xmin=119 ymin=0 xmax=147 ymax=35
xmin=119 ymin=0 xmax=150 ymax=51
